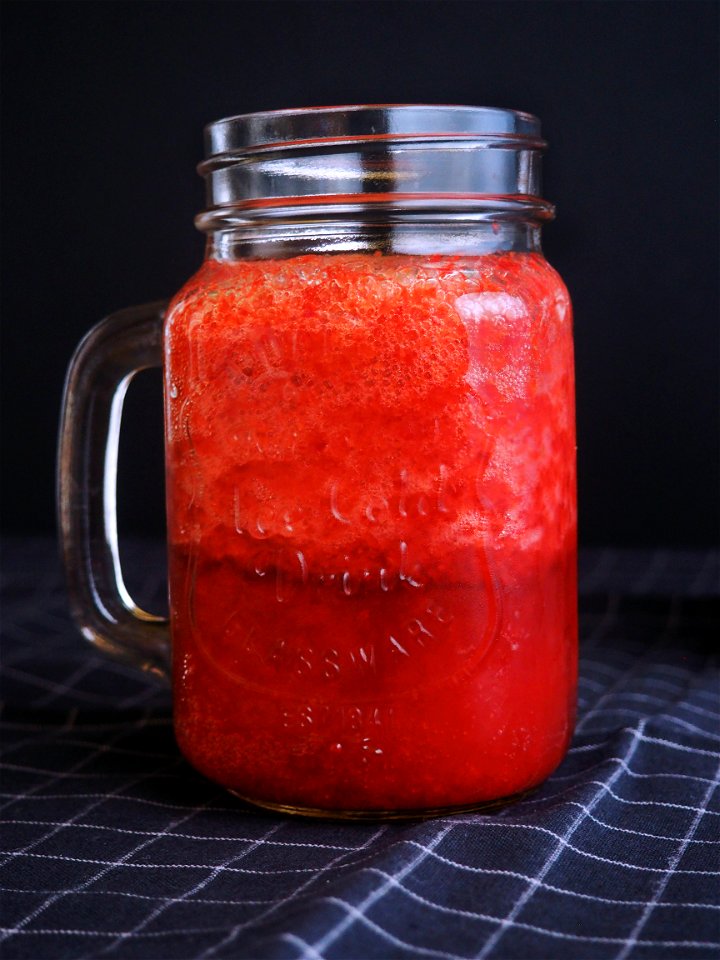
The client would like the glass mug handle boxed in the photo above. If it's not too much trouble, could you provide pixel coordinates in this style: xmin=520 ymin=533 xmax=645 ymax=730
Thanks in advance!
xmin=57 ymin=301 xmax=171 ymax=681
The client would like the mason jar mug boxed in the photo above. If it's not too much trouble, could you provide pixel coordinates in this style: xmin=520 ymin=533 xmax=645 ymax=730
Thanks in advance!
xmin=58 ymin=105 xmax=577 ymax=818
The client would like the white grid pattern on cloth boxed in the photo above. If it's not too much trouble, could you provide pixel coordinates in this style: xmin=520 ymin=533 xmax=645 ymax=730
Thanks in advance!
xmin=613 ymin=757 xmax=720 ymax=960
xmin=0 ymin=539 xmax=718 ymax=959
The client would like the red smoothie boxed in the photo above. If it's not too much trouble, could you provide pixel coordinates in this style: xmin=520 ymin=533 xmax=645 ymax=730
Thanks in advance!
xmin=163 ymin=251 xmax=577 ymax=814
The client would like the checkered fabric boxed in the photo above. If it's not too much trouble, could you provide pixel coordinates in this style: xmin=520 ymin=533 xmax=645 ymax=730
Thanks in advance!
xmin=1 ymin=539 xmax=718 ymax=959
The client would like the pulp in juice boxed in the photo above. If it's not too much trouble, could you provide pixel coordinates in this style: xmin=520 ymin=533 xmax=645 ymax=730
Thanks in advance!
xmin=164 ymin=252 xmax=577 ymax=812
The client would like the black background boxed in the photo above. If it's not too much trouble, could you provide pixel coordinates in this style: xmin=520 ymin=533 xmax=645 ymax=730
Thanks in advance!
xmin=2 ymin=0 xmax=718 ymax=546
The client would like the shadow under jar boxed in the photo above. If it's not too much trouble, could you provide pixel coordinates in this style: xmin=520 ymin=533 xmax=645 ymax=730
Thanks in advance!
xmin=58 ymin=105 xmax=577 ymax=818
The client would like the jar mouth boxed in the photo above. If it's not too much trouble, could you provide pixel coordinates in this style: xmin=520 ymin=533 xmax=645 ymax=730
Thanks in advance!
xmin=202 ymin=104 xmax=546 ymax=158
xmin=197 ymin=104 xmax=552 ymax=231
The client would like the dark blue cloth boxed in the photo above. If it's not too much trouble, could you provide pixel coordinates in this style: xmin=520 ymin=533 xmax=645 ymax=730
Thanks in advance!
xmin=1 ymin=540 xmax=718 ymax=959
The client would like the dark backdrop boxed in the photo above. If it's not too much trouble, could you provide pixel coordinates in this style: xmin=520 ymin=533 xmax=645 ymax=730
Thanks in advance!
xmin=2 ymin=0 xmax=718 ymax=546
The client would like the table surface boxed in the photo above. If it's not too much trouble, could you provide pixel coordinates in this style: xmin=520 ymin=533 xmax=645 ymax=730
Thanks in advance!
xmin=1 ymin=540 xmax=718 ymax=960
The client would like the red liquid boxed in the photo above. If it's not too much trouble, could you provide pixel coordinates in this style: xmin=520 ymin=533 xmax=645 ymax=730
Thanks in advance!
xmin=164 ymin=252 xmax=577 ymax=813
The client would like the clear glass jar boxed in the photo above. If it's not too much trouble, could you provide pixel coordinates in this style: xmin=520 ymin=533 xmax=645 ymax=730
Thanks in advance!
xmin=58 ymin=105 xmax=577 ymax=818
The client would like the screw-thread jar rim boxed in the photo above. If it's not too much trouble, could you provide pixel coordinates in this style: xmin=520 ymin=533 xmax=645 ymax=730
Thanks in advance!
xmin=196 ymin=104 xmax=554 ymax=232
